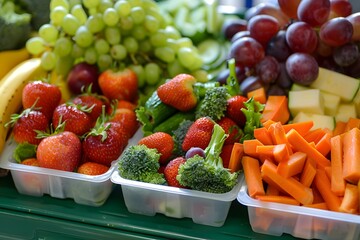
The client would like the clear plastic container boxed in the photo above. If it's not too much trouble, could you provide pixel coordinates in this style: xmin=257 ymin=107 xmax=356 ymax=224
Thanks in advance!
xmin=0 ymin=129 xmax=142 ymax=207
xmin=111 ymin=169 xmax=242 ymax=227
xmin=237 ymin=175 xmax=360 ymax=240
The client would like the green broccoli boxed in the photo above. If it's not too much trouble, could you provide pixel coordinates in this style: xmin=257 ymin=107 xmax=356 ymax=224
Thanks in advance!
xmin=0 ymin=0 xmax=31 ymax=51
xmin=176 ymin=123 xmax=239 ymax=193
xmin=16 ymin=0 xmax=50 ymax=30
xmin=118 ymin=144 xmax=166 ymax=185
xmin=171 ymin=119 xmax=194 ymax=157
xmin=195 ymin=86 xmax=229 ymax=121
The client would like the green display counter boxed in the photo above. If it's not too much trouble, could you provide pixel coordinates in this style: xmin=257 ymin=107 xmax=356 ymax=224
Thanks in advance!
xmin=0 ymin=173 xmax=298 ymax=240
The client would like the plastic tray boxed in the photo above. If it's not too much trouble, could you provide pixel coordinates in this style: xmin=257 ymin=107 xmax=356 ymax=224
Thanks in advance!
xmin=111 ymin=168 xmax=242 ymax=227
xmin=237 ymin=175 xmax=360 ymax=240
xmin=0 ymin=129 xmax=142 ymax=207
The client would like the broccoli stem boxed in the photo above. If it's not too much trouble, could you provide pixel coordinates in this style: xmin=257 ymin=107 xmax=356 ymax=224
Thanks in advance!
xmin=225 ymin=58 xmax=241 ymax=96
xmin=204 ymin=124 xmax=228 ymax=167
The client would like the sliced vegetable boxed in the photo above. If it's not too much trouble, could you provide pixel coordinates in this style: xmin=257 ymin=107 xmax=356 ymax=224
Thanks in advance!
xmin=261 ymin=95 xmax=290 ymax=124
xmin=242 ymin=156 xmax=265 ymax=198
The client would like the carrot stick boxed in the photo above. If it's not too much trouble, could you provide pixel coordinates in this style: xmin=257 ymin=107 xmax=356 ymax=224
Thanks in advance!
xmin=286 ymin=129 xmax=331 ymax=168
xmin=262 ymin=119 xmax=276 ymax=129
xmin=342 ymin=128 xmax=360 ymax=184
xmin=277 ymin=151 xmax=307 ymax=178
xmin=268 ymin=122 xmax=293 ymax=154
xmin=339 ymin=183 xmax=359 ymax=214
xmin=330 ymin=135 xmax=346 ymax=196
xmin=315 ymin=131 xmax=332 ymax=157
xmin=282 ymin=121 xmax=314 ymax=137
xmin=261 ymin=160 xmax=314 ymax=205
xmin=228 ymin=142 xmax=244 ymax=173
xmin=344 ymin=117 xmax=360 ymax=132
xmin=299 ymin=157 xmax=317 ymax=188
xmin=333 ymin=121 xmax=347 ymax=136
xmin=311 ymin=185 xmax=325 ymax=204
xmin=314 ymin=168 xmax=341 ymax=212
xmin=303 ymin=128 xmax=326 ymax=144
xmin=253 ymin=127 xmax=273 ymax=145
xmin=266 ymin=184 xmax=280 ymax=196
xmin=303 ymin=202 xmax=328 ymax=210
xmin=242 ymin=156 xmax=265 ymax=198
xmin=261 ymin=95 xmax=290 ymax=124
xmin=243 ymin=139 xmax=264 ymax=158
xmin=247 ymin=87 xmax=267 ymax=104
xmin=256 ymin=144 xmax=290 ymax=162
xmin=255 ymin=195 xmax=300 ymax=206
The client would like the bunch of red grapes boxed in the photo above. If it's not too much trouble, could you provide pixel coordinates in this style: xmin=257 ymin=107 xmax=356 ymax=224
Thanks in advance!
xmin=220 ymin=0 xmax=360 ymax=96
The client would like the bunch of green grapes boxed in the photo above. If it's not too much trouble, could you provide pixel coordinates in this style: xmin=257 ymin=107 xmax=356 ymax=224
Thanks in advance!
xmin=26 ymin=0 xmax=208 ymax=89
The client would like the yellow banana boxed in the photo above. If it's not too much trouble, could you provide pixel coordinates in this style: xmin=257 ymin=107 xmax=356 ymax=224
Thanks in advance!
xmin=49 ymin=70 xmax=72 ymax=102
xmin=0 ymin=58 xmax=47 ymax=154
xmin=0 ymin=48 xmax=31 ymax=80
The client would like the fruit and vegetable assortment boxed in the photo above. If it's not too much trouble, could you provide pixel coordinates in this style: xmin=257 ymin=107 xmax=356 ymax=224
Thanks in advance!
xmin=1 ymin=0 xmax=360 ymax=233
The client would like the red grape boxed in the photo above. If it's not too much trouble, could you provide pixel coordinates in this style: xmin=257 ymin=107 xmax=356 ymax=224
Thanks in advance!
xmin=286 ymin=52 xmax=319 ymax=85
xmin=347 ymin=12 xmax=360 ymax=41
xmin=67 ymin=62 xmax=100 ymax=94
xmin=278 ymin=0 xmax=301 ymax=19
xmin=221 ymin=18 xmax=248 ymax=41
xmin=333 ymin=42 xmax=359 ymax=67
xmin=245 ymin=3 xmax=290 ymax=29
xmin=229 ymin=37 xmax=265 ymax=68
xmin=319 ymin=17 xmax=353 ymax=47
xmin=231 ymin=30 xmax=251 ymax=43
xmin=247 ymin=14 xmax=280 ymax=47
xmin=267 ymin=84 xmax=288 ymax=96
xmin=285 ymin=21 xmax=318 ymax=54
xmin=316 ymin=40 xmax=333 ymax=57
xmin=185 ymin=147 xmax=205 ymax=159
xmin=329 ymin=0 xmax=352 ymax=18
xmin=345 ymin=57 xmax=360 ymax=78
xmin=255 ymin=56 xmax=280 ymax=84
xmin=266 ymin=30 xmax=292 ymax=62
xmin=276 ymin=62 xmax=293 ymax=89
xmin=240 ymin=75 xmax=264 ymax=95
xmin=297 ymin=0 xmax=331 ymax=27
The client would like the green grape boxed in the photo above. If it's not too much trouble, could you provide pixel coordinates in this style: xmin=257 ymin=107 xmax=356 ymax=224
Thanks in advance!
xmin=129 ymin=64 xmax=146 ymax=88
xmin=145 ymin=62 xmax=161 ymax=85
xmin=84 ymin=47 xmax=98 ymax=64
xmin=50 ymin=0 xmax=70 ymax=11
xmin=139 ymin=39 xmax=152 ymax=53
xmin=175 ymin=37 xmax=193 ymax=48
xmin=74 ymin=26 xmax=94 ymax=48
xmin=131 ymin=25 xmax=146 ymax=40
xmin=128 ymin=0 xmax=143 ymax=7
xmin=55 ymin=55 xmax=74 ymax=76
xmin=119 ymin=16 xmax=134 ymax=31
xmin=103 ymin=7 xmax=119 ymax=26
xmin=146 ymin=7 xmax=165 ymax=28
xmin=178 ymin=47 xmax=203 ymax=71
xmin=130 ymin=6 xmax=145 ymax=24
xmin=54 ymin=37 xmax=73 ymax=57
xmin=38 ymin=24 xmax=59 ymax=44
xmin=61 ymin=14 xmax=80 ymax=36
xmin=142 ymin=0 xmax=158 ymax=9
xmin=144 ymin=15 xmax=159 ymax=33
xmin=110 ymin=44 xmax=127 ymax=60
xmin=166 ymin=39 xmax=179 ymax=52
xmin=114 ymin=0 xmax=131 ymax=17
xmin=167 ymin=59 xmax=186 ymax=77
xmin=71 ymin=44 xmax=85 ymax=58
xmin=86 ymin=13 xmax=105 ymax=33
xmin=83 ymin=0 xmax=100 ymax=9
xmin=68 ymin=0 xmax=82 ymax=8
xmin=26 ymin=37 xmax=46 ymax=55
xmin=50 ymin=6 xmax=68 ymax=26
xmin=191 ymin=69 xmax=209 ymax=83
xmin=149 ymin=30 xmax=167 ymax=47
xmin=94 ymin=38 xmax=110 ymax=55
xmin=105 ymin=26 xmax=121 ymax=45
xmin=123 ymin=37 xmax=138 ymax=54
xmin=71 ymin=4 xmax=88 ymax=25
xmin=98 ymin=0 xmax=113 ymax=13
xmin=155 ymin=46 xmax=175 ymax=63
xmin=163 ymin=26 xmax=181 ymax=40
xmin=97 ymin=54 xmax=113 ymax=71
xmin=41 ymin=51 xmax=57 ymax=71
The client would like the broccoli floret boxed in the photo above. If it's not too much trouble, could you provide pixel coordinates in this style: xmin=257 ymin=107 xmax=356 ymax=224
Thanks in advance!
xmin=16 ymin=0 xmax=50 ymax=30
xmin=195 ymin=86 xmax=229 ymax=121
xmin=118 ymin=144 xmax=166 ymax=185
xmin=0 ymin=0 xmax=32 ymax=51
xmin=172 ymin=119 xmax=194 ymax=157
xmin=177 ymin=124 xmax=238 ymax=193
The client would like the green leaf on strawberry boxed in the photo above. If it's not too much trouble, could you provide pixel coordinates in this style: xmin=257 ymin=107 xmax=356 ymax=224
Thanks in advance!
xmin=13 ymin=142 xmax=37 ymax=163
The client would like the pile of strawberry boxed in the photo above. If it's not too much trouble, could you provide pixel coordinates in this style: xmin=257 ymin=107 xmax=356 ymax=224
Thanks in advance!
xmin=8 ymin=70 xmax=139 ymax=176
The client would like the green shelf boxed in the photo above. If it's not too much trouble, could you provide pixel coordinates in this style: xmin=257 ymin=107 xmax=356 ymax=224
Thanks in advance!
xmin=0 ymin=173 xmax=298 ymax=239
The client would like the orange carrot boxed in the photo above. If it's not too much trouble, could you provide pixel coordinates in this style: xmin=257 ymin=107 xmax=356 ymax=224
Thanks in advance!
xmin=266 ymin=184 xmax=280 ymax=196
xmin=277 ymin=151 xmax=307 ymax=178
xmin=312 ymin=185 xmax=325 ymax=204
xmin=261 ymin=95 xmax=290 ymax=124
xmin=247 ymin=87 xmax=267 ymax=104
xmin=286 ymin=129 xmax=331 ymax=168
xmin=253 ymin=127 xmax=273 ymax=145
xmin=261 ymin=119 xmax=276 ymax=129
xmin=268 ymin=122 xmax=293 ymax=154
xmin=303 ymin=128 xmax=326 ymax=144
xmin=243 ymin=139 xmax=264 ymax=158
xmin=314 ymin=168 xmax=341 ymax=212
xmin=333 ymin=121 xmax=347 ymax=136
xmin=255 ymin=195 xmax=300 ymax=206
xmin=303 ymin=202 xmax=328 ymax=210
xmin=242 ymin=156 xmax=265 ymax=198
xmin=261 ymin=160 xmax=314 ymax=205
xmin=282 ymin=121 xmax=313 ymax=137
xmin=256 ymin=144 xmax=290 ymax=162
xmin=300 ymin=158 xmax=317 ymax=188
xmin=330 ymin=135 xmax=346 ymax=196
xmin=315 ymin=131 xmax=332 ymax=157
xmin=228 ymin=142 xmax=244 ymax=173
xmin=344 ymin=117 xmax=360 ymax=132
xmin=339 ymin=183 xmax=359 ymax=214
xmin=342 ymin=127 xmax=360 ymax=184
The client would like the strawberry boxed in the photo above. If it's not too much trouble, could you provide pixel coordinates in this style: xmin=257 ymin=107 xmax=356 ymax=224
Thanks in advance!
xmin=77 ymin=162 xmax=109 ymax=175
xmin=110 ymin=108 xmax=139 ymax=139
xmin=164 ymin=157 xmax=187 ymax=188
xmin=82 ymin=121 xmax=129 ymax=167
xmin=22 ymin=81 xmax=62 ymax=120
xmin=138 ymin=132 xmax=174 ymax=164
xmin=72 ymin=93 xmax=109 ymax=125
xmin=37 ymin=131 xmax=81 ymax=171
xmin=52 ymin=103 xmax=93 ymax=136
xmin=98 ymin=68 xmax=138 ymax=103
xmin=217 ymin=116 xmax=243 ymax=145
xmin=225 ymin=95 xmax=248 ymax=127
xmin=182 ymin=117 xmax=215 ymax=152
xmin=157 ymin=74 xmax=198 ymax=111
xmin=220 ymin=144 xmax=234 ymax=168
xmin=7 ymin=109 xmax=49 ymax=145
xmin=116 ymin=100 xmax=137 ymax=111
xmin=22 ymin=158 xmax=39 ymax=166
